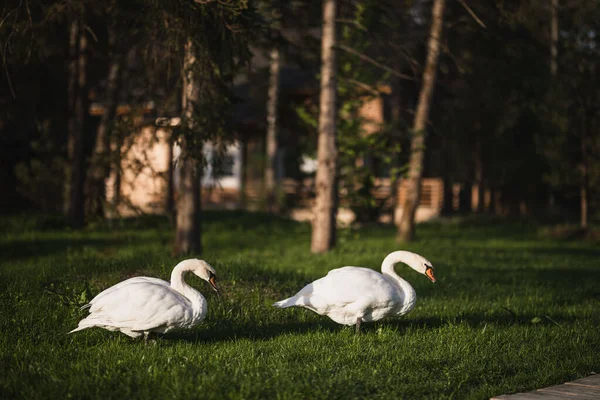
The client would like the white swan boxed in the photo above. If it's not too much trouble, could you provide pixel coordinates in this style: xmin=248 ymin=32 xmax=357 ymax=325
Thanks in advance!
xmin=273 ymin=251 xmax=436 ymax=333
xmin=69 ymin=259 xmax=219 ymax=341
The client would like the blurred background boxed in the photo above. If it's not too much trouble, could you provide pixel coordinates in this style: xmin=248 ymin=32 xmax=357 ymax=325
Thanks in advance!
xmin=1 ymin=0 xmax=598 ymax=252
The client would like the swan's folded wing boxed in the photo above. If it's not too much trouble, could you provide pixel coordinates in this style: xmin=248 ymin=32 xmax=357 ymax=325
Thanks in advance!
xmin=313 ymin=267 xmax=395 ymax=304
xmin=87 ymin=277 xmax=170 ymax=308
xmin=87 ymin=282 xmax=191 ymax=331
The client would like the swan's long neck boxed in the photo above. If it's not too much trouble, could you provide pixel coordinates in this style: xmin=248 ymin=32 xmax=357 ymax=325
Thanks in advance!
xmin=170 ymin=261 xmax=207 ymax=322
xmin=381 ymin=251 xmax=417 ymax=314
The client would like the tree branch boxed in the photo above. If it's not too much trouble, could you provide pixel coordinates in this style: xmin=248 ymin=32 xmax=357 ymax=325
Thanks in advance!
xmin=334 ymin=44 xmax=416 ymax=81
xmin=336 ymin=18 xmax=367 ymax=31
xmin=458 ymin=0 xmax=487 ymax=29
xmin=344 ymin=78 xmax=380 ymax=96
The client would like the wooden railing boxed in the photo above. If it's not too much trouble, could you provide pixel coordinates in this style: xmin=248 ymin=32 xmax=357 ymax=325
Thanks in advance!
xmin=237 ymin=177 xmax=445 ymax=212
xmin=397 ymin=178 xmax=444 ymax=209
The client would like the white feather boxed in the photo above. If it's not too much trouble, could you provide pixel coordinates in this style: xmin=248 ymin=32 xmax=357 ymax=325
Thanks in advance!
xmin=273 ymin=251 xmax=435 ymax=328
xmin=69 ymin=259 xmax=218 ymax=339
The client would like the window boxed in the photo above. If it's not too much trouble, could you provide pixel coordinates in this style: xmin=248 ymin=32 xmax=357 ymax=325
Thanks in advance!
xmin=213 ymin=154 xmax=235 ymax=178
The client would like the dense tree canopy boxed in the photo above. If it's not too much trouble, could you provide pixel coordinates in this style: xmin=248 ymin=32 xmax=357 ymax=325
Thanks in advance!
xmin=1 ymin=0 xmax=598 ymax=230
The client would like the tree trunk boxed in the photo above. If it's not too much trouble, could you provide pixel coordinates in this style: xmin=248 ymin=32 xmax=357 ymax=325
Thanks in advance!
xmin=311 ymin=0 xmax=338 ymax=254
xmin=389 ymin=78 xmax=402 ymax=224
xmin=87 ymin=27 xmax=123 ymax=218
xmin=441 ymin=131 xmax=453 ymax=216
xmin=489 ymin=187 xmax=497 ymax=215
xmin=580 ymin=116 xmax=588 ymax=230
xmin=166 ymin=86 xmax=184 ymax=220
xmin=550 ymin=0 xmax=558 ymax=77
xmin=459 ymin=181 xmax=472 ymax=213
xmin=474 ymin=135 xmax=485 ymax=213
xmin=67 ymin=21 xmax=89 ymax=229
xmin=265 ymin=46 xmax=281 ymax=212
xmin=397 ymin=0 xmax=445 ymax=242
xmin=580 ymin=181 xmax=588 ymax=229
xmin=66 ymin=21 xmax=78 ymax=163
xmin=112 ymin=129 xmax=122 ymax=212
xmin=65 ymin=20 xmax=78 ymax=216
xmin=239 ymin=136 xmax=247 ymax=209
xmin=175 ymin=159 xmax=201 ymax=255
xmin=166 ymin=136 xmax=175 ymax=219
xmin=548 ymin=0 xmax=559 ymax=211
xmin=174 ymin=38 xmax=202 ymax=255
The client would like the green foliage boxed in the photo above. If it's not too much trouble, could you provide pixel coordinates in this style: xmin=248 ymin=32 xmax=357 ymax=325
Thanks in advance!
xmin=0 ymin=212 xmax=599 ymax=398
xmin=337 ymin=113 xmax=402 ymax=222
xmin=337 ymin=2 xmax=403 ymax=223
xmin=534 ymin=3 xmax=600 ymax=213
xmin=141 ymin=0 xmax=261 ymax=161
xmin=295 ymin=1 xmax=405 ymax=222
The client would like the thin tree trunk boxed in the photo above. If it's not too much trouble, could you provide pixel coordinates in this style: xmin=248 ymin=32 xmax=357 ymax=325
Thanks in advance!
xmin=88 ymin=27 xmax=123 ymax=217
xmin=166 ymin=89 xmax=183 ymax=220
xmin=67 ymin=22 xmax=89 ymax=229
xmin=389 ymin=78 xmax=402 ymax=224
xmin=441 ymin=132 xmax=453 ymax=216
xmin=265 ymin=46 xmax=281 ymax=212
xmin=175 ymin=38 xmax=202 ymax=255
xmin=397 ymin=0 xmax=445 ymax=242
xmin=580 ymin=115 xmax=588 ymax=229
xmin=311 ymin=0 xmax=338 ymax=253
xmin=459 ymin=181 xmax=472 ymax=213
xmin=239 ymin=136 xmax=247 ymax=209
xmin=580 ymin=180 xmax=588 ymax=229
xmin=550 ymin=0 xmax=558 ymax=77
xmin=166 ymin=136 xmax=175 ymax=218
xmin=489 ymin=187 xmax=497 ymax=214
xmin=65 ymin=21 xmax=79 ymax=215
xmin=474 ymin=135 xmax=485 ymax=213
xmin=111 ymin=128 xmax=122 ymax=212
xmin=67 ymin=21 xmax=79 ymax=162
xmin=548 ymin=0 xmax=559 ymax=210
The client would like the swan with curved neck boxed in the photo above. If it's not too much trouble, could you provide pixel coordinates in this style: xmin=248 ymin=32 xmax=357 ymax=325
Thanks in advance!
xmin=69 ymin=259 xmax=219 ymax=341
xmin=273 ymin=251 xmax=435 ymax=333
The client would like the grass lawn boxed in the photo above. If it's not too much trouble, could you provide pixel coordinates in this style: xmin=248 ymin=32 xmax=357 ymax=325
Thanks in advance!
xmin=1 ymin=211 xmax=599 ymax=399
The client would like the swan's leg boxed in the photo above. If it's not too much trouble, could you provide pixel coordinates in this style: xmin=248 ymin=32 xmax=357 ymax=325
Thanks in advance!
xmin=143 ymin=332 xmax=159 ymax=345
xmin=355 ymin=318 xmax=362 ymax=335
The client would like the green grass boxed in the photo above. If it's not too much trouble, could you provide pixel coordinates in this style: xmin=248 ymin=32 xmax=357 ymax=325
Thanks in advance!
xmin=1 ymin=211 xmax=599 ymax=399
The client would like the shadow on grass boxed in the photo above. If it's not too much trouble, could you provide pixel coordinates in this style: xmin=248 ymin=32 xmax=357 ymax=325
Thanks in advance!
xmin=0 ymin=235 xmax=165 ymax=261
xmin=158 ymin=307 xmax=581 ymax=345
xmin=165 ymin=319 xmax=343 ymax=344
xmin=0 ymin=211 xmax=310 ymax=261
xmin=526 ymin=246 xmax=600 ymax=259
xmin=356 ymin=216 xmax=541 ymax=242
xmin=5 ymin=211 xmax=591 ymax=266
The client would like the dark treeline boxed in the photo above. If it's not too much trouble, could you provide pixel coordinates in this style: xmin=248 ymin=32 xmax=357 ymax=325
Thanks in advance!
xmin=0 ymin=0 xmax=598 ymax=252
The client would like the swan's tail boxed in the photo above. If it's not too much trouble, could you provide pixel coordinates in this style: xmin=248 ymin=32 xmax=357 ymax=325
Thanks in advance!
xmin=68 ymin=325 xmax=89 ymax=334
xmin=67 ymin=317 xmax=98 ymax=334
xmin=272 ymin=296 xmax=297 ymax=308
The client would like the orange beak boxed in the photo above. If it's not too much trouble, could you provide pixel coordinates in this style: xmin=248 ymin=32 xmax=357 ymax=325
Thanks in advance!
xmin=425 ymin=267 xmax=436 ymax=283
xmin=209 ymin=276 xmax=220 ymax=294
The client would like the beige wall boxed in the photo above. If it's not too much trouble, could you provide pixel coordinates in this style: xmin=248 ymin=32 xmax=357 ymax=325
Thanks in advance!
xmin=106 ymin=126 xmax=171 ymax=216
xmin=359 ymin=96 xmax=384 ymax=136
